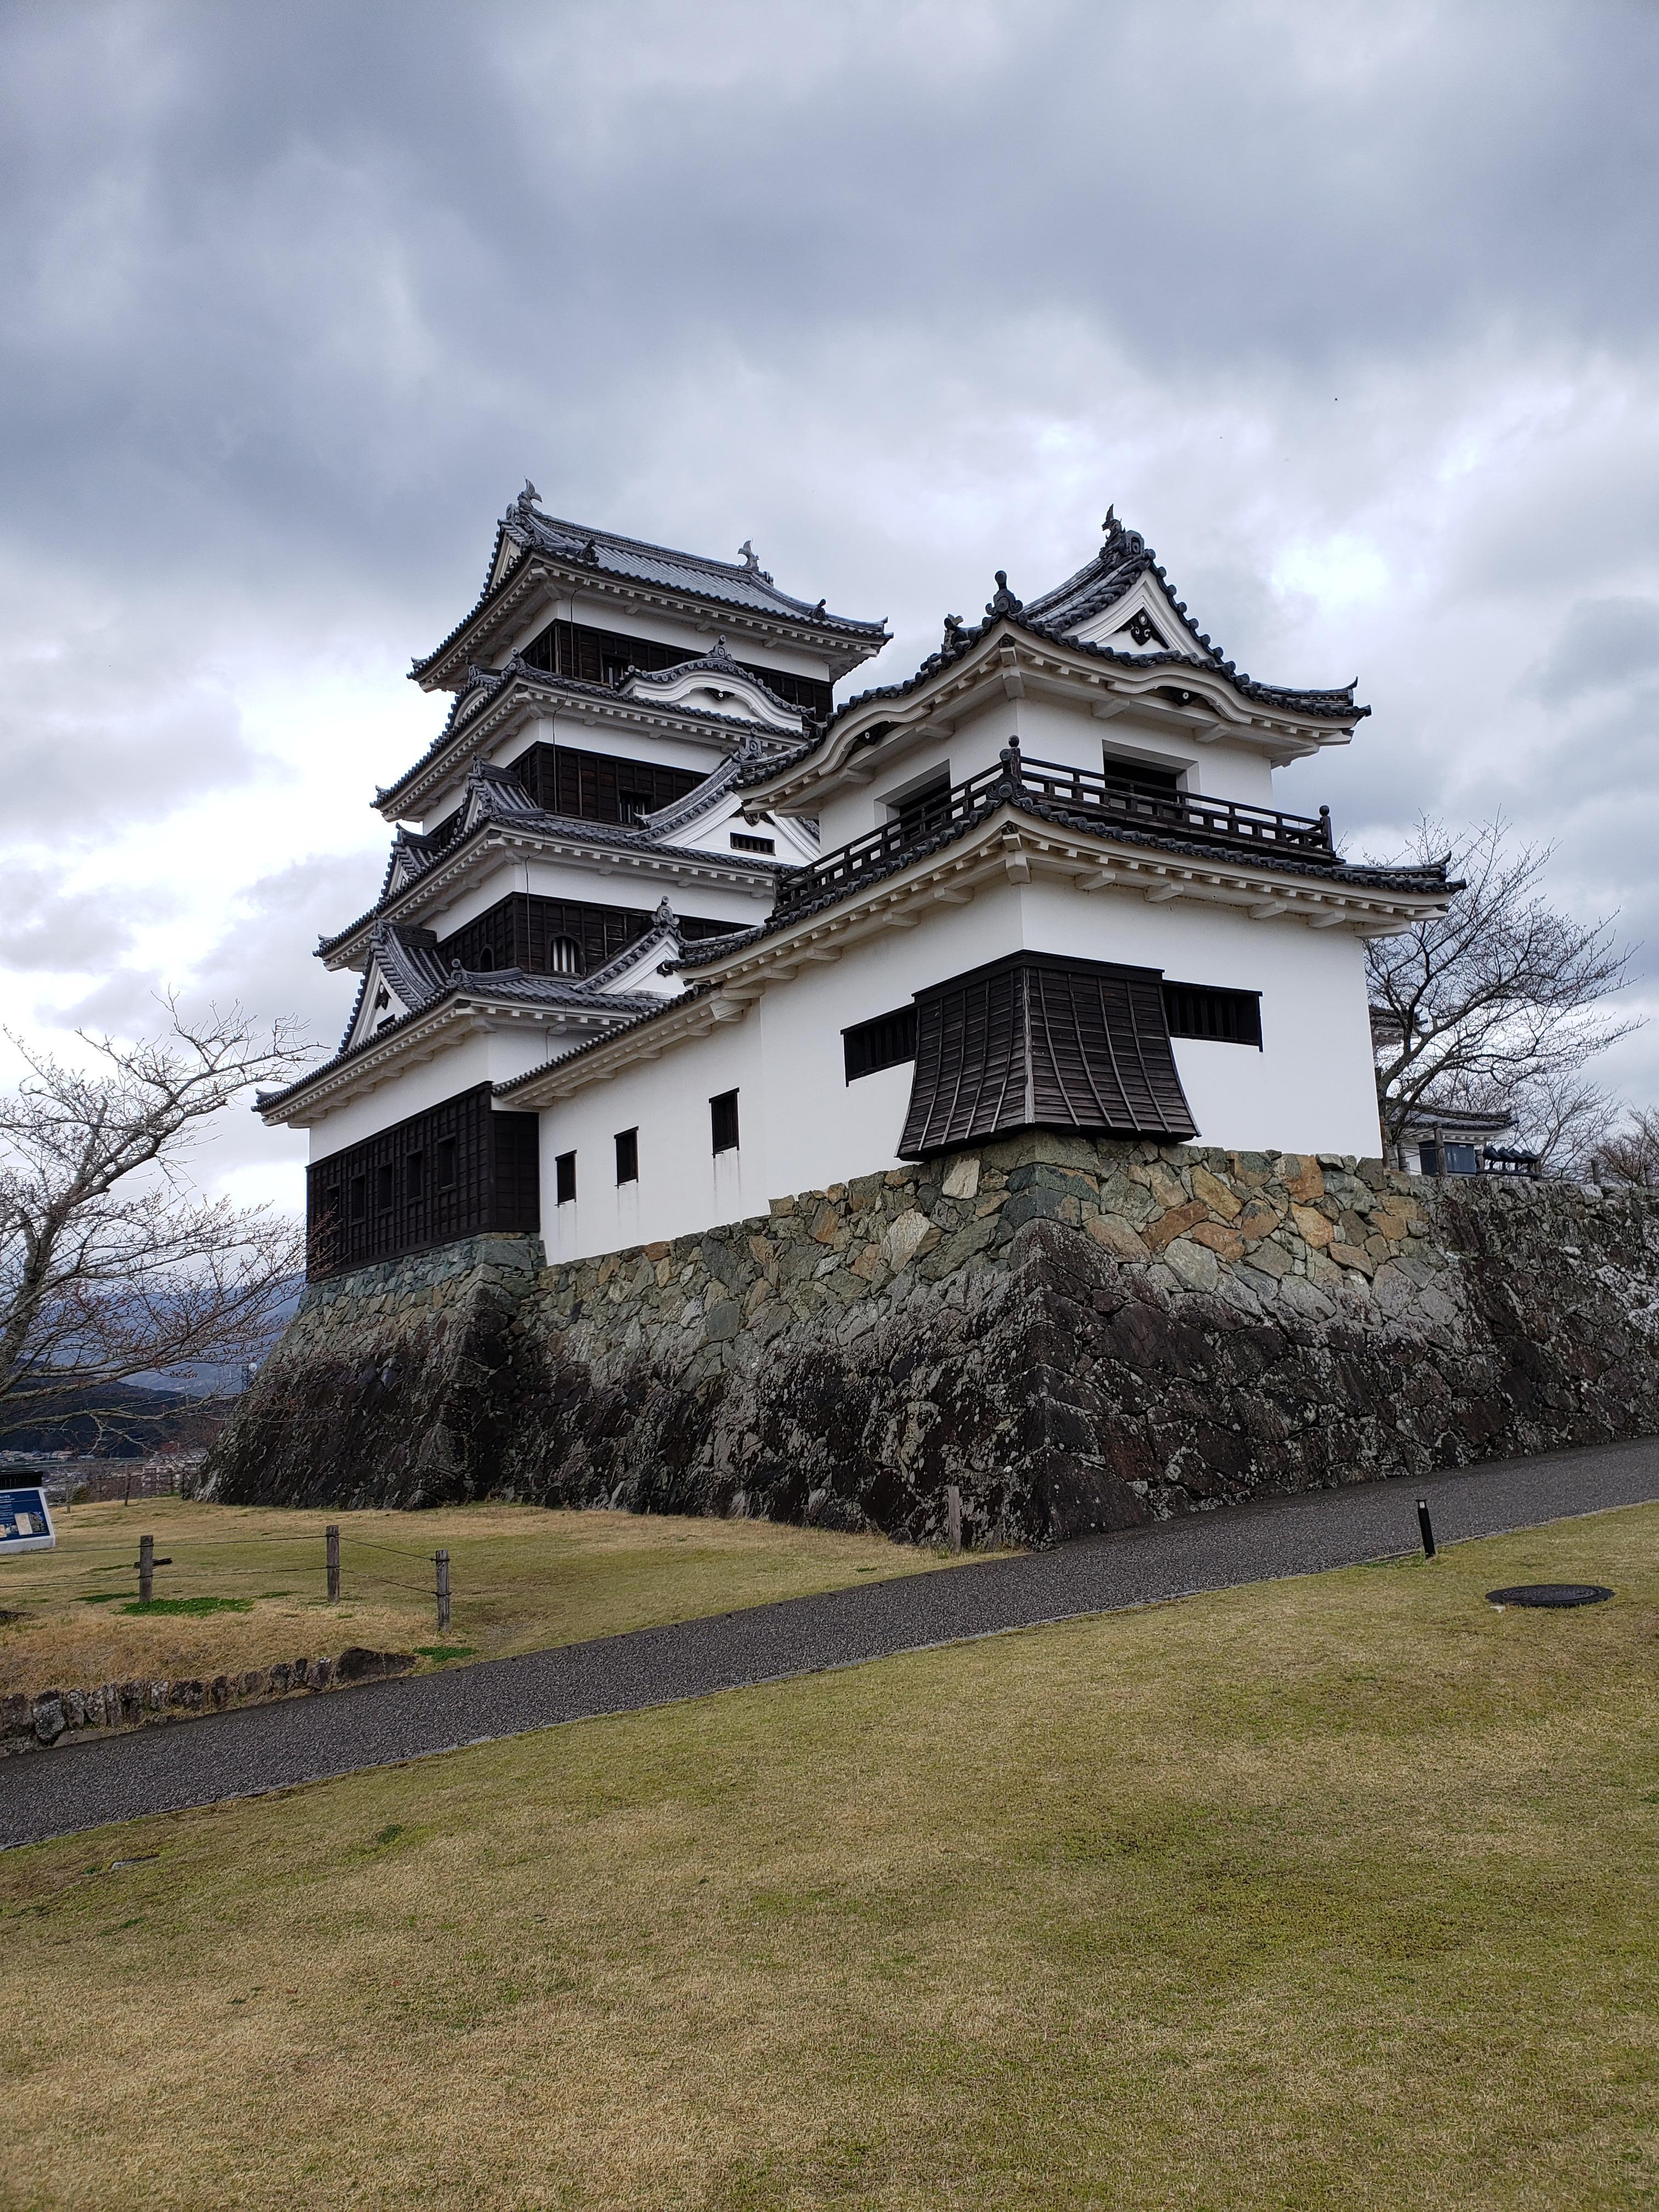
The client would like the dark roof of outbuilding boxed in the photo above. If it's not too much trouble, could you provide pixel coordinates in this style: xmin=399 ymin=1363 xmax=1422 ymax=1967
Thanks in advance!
xmin=410 ymin=489 xmax=888 ymax=683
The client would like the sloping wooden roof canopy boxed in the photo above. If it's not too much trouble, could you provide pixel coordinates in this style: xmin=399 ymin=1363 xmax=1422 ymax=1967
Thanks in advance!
xmin=899 ymin=952 xmax=1198 ymax=1159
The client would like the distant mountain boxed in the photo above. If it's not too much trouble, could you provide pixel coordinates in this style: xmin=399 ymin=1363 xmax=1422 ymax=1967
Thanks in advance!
xmin=0 ymin=1382 xmax=233 ymax=1458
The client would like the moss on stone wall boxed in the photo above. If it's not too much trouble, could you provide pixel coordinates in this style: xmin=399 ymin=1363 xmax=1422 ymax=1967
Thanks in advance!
xmin=205 ymin=1141 xmax=1659 ymax=1542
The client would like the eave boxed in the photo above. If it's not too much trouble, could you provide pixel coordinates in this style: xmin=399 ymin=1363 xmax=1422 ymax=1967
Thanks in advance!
xmin=411 ymin=549 xmax=887 ymax=695
xmin=739 ymin=620 xmax=1363 ymax=816
xmin=318 ymin=817 xmax=782 ymax=972
xmin=375 ymin=664 xmax=806 ymax=826
xmin=494 ymin=806 xmax=1452 ymax=1115
xmin=258 ymin=988 xmax=659 ymax=1130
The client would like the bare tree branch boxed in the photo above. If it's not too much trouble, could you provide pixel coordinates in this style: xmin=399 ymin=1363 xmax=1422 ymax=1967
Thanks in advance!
xmin=0 ymin=998 xmax=311 ymax=1435
xmin=1365 ymin=817 xmax=1641 ymax=1161
xmin=1592 ymin=1108 xmax=1659 ymax=1189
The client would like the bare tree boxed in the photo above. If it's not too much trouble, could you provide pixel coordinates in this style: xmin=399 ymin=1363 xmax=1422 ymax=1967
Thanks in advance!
xmin=1443 ymin=1065 xmax=1621 ymax=1179
xmin=1367 ymin=818 xmax=1640 ymax=1163
xmin=0 ymin=1000 xmax=310 ymax=1440
xmin=1592 ymin=1107 xmax=1659 ymax=1189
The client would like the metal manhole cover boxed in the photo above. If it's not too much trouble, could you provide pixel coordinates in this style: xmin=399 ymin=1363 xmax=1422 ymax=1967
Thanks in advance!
xmin=1486 ymin=1583 xmax=1613 ymax=1609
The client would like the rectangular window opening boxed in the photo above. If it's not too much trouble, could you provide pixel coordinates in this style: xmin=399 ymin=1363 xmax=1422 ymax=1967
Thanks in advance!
xmin=614 ymin=1128 xmax=639 ymax=1186
xmin=348 ymin=1176 xmax=366 ymax=1223
xmin=405 ymin=1152 xmax=425 ymax=1199
xmin=555 ymin=1150 xmax=577 ymax=1206
xmin=375 ymin=1163 xmax=395 ymax=1211
xmin=710 ymin=1091 xmax=740 ymax=1155
xmin=890 ymin=773 xmax=952 ymax=844
xmin=436 ymin=1136 xmax=458 ymax=1190
xmin=1101 ymin=751 xmax=1182 ymax=800
xmin=844 ymin=1006 xmax=919 ymax=1083
xmin=1161 ymin=981 xmax=1263 ymax=1049
xmin=730 ymin=831 xmax=775 ymax=855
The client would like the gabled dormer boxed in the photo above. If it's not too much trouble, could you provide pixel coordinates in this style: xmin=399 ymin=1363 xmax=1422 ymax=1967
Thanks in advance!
xmin=617 ymin=640 xmax=808 ymax=736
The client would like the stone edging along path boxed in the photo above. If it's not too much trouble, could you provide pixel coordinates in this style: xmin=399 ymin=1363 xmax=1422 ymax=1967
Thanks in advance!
xmin=2 ymin=1647 xmax=416 ymax=1758
xmin=5 ymin=1434 xmax=1659 ymax=1851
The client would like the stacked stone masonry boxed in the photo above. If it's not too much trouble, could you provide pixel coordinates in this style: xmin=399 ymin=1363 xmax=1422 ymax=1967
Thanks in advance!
xmin=4 ymin=1646 xmax=416 ymax=1756
xmin=205 ymin=1140 xmax=1659 ymax=1546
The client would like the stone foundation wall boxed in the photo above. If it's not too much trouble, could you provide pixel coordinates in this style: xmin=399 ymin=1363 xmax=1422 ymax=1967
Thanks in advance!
xmin=205 ymin=1139 xmax=1659 ymax=1544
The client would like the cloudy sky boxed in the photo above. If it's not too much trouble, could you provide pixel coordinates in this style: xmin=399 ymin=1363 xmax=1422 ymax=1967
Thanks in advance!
xmin=4 ymin=0 xmax=1658 ymax=1207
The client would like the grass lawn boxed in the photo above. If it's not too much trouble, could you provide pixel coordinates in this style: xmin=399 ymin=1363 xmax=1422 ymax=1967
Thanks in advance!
xmin=0 ymin=1497 xmax=964 ymax=1703
xmin=5 ymin=1503 xmax=1659 ymax=2209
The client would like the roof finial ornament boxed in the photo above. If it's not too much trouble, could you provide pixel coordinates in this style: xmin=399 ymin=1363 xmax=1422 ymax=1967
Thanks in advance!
xmin=519 ymin=479 xmax=540 ymax=508
xmin=1102 ymin=504 xmax=1119 ymax=538
xmin=985 ymin=571 xmax=1023 ymax=619
xmin=942 ymin=612 xmax=965 ymax=650
xmin=580 ymin=538 xmax=599 ymax=563
xmin=738 ymin=538 xmax=761 ymax=572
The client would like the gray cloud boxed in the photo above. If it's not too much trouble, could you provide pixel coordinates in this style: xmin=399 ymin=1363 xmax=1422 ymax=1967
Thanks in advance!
xmin=0 ymin=862 xmax=171 ymax=973
xmin=1528 ymin=598 xmax=1659 ymax=705
xmin=5 ymin=0 xmax=1659 ymax=1190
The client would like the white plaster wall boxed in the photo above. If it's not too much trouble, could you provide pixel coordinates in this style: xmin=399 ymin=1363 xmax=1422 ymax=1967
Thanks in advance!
xmin=1016 ymin=878 xmax=1381 ymax=1156
xmin=541 ymin=1014 xmax=771 ymax=1260
xmin=815 ymin=693 xmax=1287 ymax=850
xmin=535 ymin=872 xmax=1382 ymax=1254
xmin=419 ymin=853 xmax=770 ymax=941
xmin=307 ymin=1029 xmax=550 ymax=1162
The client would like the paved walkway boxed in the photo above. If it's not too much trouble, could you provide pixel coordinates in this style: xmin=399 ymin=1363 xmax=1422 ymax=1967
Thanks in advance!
xmin=6 ymin=1437 xmax=1659 ymax=1850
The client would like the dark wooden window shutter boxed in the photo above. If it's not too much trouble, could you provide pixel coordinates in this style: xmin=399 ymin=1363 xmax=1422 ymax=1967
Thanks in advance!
xmin=899 ymin=953 xmax=1197 ymax=1159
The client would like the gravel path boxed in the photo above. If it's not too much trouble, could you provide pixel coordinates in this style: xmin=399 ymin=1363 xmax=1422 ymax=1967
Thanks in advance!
xmin=6 ymin=1437 xmax=1658 ymax=1850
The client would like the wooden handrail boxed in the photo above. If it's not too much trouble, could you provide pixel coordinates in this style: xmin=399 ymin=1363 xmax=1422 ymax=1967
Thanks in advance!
xmin=773 ymin=746 xmax=1335 ymax=917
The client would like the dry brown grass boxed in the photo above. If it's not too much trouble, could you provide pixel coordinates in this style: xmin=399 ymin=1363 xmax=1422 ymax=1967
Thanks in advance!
xmin=0 ymin=1497 xmax=963 ymax=1702
xmin=5 ymin=1504 xmax=1659 ymax=2208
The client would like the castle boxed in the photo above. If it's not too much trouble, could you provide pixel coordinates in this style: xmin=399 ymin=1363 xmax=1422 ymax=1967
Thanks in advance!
xmin=259 ymin=488 xmax=1452 ymax=1277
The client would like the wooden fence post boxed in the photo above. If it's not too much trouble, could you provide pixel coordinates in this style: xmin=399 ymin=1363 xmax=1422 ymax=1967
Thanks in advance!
xmin=325 ymin=1524 xmax=340 ymax=1602
xmin=139 ymin=1533 xmax=154 ymax=1604
xmin=435 ymin=1549 xmax=450 ymax=1634
xmin=946 ymin=1485 xmax=963 ymax=1555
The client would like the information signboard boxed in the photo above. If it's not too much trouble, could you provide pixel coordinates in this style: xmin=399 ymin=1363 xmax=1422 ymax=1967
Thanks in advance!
xmin=0 ymin=1487 xmax=56 ymax=1554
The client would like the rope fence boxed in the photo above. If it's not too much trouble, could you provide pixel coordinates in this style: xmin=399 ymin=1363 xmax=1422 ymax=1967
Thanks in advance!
xmin=0 ymin=1521 xmax=465 ymax=1632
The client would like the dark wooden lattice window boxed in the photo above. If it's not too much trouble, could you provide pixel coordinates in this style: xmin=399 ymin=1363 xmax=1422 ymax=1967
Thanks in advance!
xmin=303 ymin=1084 xmax=540 ymax=1282
xmin=843 ymin=1007 xmax=918 ymax=1083
xmin=518 ymin=618 xmax=833 ymax=720
xmin=438 ymin=894 xmax=735 ymax=979
xmin=509 ymin=741 xmax=705 ymax=827
xmin=615 ymin=1128 xmax=639 ymax=1185
xmin=891 ymin=774 xmax=952 ymax=844
xmin=1100 ymin=751 xmax=1181 ymax=800
xmin=555 ymin=1150 xmax=577 ymax=1205
xmin=710 ymin=1091 xmax=740 ymax=1154
xmin=898 ymin=953 xmax=1197 ymax=1159
xmin=1162 ymin=981 xmax=1263 ymax=1049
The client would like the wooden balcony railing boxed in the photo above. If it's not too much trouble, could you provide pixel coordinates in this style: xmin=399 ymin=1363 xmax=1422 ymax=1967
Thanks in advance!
xmin=771 ymin=743 xmax=1336 ymax=918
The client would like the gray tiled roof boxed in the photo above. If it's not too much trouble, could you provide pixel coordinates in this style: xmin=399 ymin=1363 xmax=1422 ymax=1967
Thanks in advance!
xmin=266 ymin=919 xmax=672 ymax=1116
xmin=1021 ymin=516 xmax=1361 ymax=715
xmin=377 ymin=653 xmax=809 ymax=817
xmin=410 ymin=489 xmax=888 ymax=682
xmin=674 ymin=786 xmax=1454 ymax=966
xmin=318 ymin=757 xmax=786 ymax=962
xmin=737 ymin=520 xmax=1366 ymax=797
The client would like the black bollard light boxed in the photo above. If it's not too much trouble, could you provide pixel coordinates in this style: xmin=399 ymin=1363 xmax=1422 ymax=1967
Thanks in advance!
xmin=1416 ymin=1498 xmax=1437 ymax=1560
